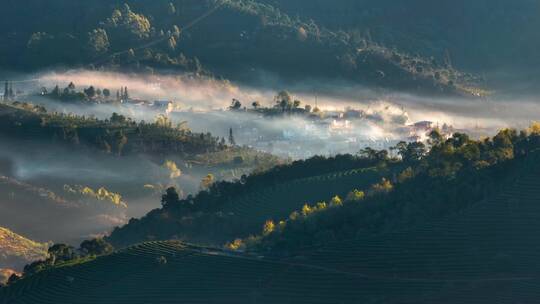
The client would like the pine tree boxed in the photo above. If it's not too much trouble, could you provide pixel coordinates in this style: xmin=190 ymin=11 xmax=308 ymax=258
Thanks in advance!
xmin=228 ymin=128 xmax=236 ymax=146
xmin=8 ymin=83 xmax=14 ymax=99
xmin=3 ymin=81 xmax=8 ymax=101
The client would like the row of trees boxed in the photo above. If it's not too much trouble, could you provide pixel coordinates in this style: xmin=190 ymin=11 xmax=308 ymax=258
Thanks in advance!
xmin=44 ymin=82 xmax=131 ymax=103
xmin=105 ymin=151 xmax=386 ymax=248
xmin=1 ymin=102 xmax=227 ymax=157
xmin=4 ymin=238 xmax=114 ymax=285
xmin=229 ymin=91 xmax=320 ymax=115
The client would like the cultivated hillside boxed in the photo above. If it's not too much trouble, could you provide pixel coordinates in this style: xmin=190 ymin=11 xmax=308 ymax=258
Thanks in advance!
xmin=3 ymin=129 xmax=540 ymax=303
xmin=3 ymin=159 xmax=540 ymax=304
xmin=107 ymin=156 xmax=389 ymax=247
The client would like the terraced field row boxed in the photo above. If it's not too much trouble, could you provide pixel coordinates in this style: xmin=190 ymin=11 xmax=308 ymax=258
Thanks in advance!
xmin=282 ymin=168 xmax=540 ymax=302
xmin=3 ymin=165 xmax=540 ymax=303
xmin=0 ymin=240 xmax=458 ymax=304
xmin=220 ymin=167 xmax=382 ymax=225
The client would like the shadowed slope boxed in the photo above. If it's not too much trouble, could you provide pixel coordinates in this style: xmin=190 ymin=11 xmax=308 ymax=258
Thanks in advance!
xmin=108 ymin=166 xmax=385 ymax=247
xmin=3 ymin=156 xmax=540 ymax=303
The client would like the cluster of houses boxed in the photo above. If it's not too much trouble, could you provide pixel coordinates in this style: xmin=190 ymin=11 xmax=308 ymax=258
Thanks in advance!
xmin=225 ymin=106 xmax=454 ymax=159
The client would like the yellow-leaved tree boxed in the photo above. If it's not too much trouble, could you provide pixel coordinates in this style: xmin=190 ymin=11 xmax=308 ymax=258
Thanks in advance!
xmin=262 ymin=220 xmax=276 ymax=236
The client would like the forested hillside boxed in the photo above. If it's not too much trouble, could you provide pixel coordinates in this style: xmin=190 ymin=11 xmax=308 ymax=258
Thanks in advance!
xmin=245 ymin=131 xmax=540 ymax=252
xmin=260 ymin=0 xmax=540 ymax=70
xmin=3 ymin=126 xmax=540 ymax=303
xmin=106 ymin=155 xmax=389 ymax=247
xmin=106 ymin=125 xmax=540 ymax=249
xmin=0 ymin=102 xmax=224 ymax=157
xmin=0 ymin=0 xmax=481 ymax=95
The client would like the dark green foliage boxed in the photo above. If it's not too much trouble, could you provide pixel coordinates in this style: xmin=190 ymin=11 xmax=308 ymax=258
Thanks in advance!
xmin=0 ymin=103 xmax=224 ymax=157
xmin=258 ymin=0 xmax=540 ymax=70
xmin=106 ymin=154 xmax=386 ymax=247
xmin=249 ymin=129 xmax=540 ymax=252
xmin=80 ymin=239 xmax=114 ymax=256
xmin=392 ymin=141 xmax=426 ymax=163
xmin=23 ymin=244 xmax=78 ymax=276
xmin=43 ymin=82 xmax=120 ymax=103
xmin=87 ymin=28 xmax=110 ymax=56
xmin=0 ymin=0 xmax=479 ymax=94
xmin=3 ymin=130 xmax=540 ymax=302
xmin=48 ymin=244 xmax=77 ymax=263
xmin=20 ymin=238 xmax=113 ymax=279
xmin=161 ymin=187 xmax=180 ymax=208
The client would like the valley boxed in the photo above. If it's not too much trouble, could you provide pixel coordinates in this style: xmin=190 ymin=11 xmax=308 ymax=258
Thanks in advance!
xmin=1 ymin=1 xmax=539 ymax=303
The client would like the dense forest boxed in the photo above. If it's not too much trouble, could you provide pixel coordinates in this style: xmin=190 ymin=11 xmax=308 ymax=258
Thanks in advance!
xmin=4 ymin=124 xmax=540 ymax=301
xmin=0 ymin=0 xmax=485 ymax=95
xmin=241 ymin=127 xmax=540 ymax=252
xmin=106 ymin=154 xmax=389 ymax=247
xmin=104 ymin=125 xmax=540 ymax=250
xmin=260 ymin=0 xmax=540 ymax=70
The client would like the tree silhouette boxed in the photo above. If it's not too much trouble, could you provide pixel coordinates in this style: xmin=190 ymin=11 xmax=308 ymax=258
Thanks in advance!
xmin=161 ymin=187 xmax=180 ymax=207
xmin=228 ymin=128 xmax=236 ymax=145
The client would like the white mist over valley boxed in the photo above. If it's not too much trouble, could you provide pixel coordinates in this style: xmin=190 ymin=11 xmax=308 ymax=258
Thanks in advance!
xmin=6 ymin=69 xmax=538 ymax=159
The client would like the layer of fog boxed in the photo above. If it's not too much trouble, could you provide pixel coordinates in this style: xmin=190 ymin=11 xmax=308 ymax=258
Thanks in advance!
xmin=47 ymin=71 xmax=540 ymax=122
xmin=2 ymin=68 xmax=539 ymax=241
xmin=13 ymin=69 xmax=539 ymax=151
xmin=0 ymin=136 xmax=222 ymax=245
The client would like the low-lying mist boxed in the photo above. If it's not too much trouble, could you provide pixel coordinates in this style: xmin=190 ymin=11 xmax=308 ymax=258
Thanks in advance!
xmin=12 ymin=69 xmax=539 ymax=154
xmin=0 ymin=136 xmax=225 ymax=244
xmin=17 ymin=69 xmax=538 ymax=125
xmin=2 ymin=68 xmax=539 ymax=245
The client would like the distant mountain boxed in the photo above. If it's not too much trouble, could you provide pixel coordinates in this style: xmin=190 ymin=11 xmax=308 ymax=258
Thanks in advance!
xmin=259 ymin=0 xmax=540 ymax=71
xmin=0 ymin=227 xmax=48 ymax=271
xmin=0 ymin=0 xmax=481 ymax=95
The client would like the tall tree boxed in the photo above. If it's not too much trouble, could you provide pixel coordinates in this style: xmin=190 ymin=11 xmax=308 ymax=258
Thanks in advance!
xmin=3 ymin=81 xmax=8 ymax=101
xmin=228 ymin=128 xmax=236 ymax=145
xmin=161 ymin=187 xmax=180 ymax=207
